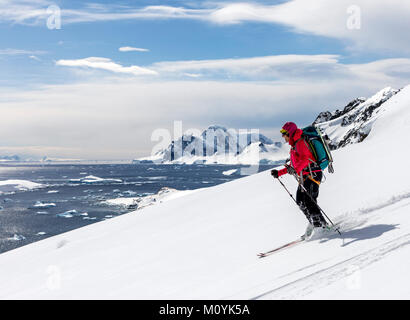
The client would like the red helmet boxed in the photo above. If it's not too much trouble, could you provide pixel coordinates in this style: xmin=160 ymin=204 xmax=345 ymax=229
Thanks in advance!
xmin=280 ymin=122 xmax=298 ymax=137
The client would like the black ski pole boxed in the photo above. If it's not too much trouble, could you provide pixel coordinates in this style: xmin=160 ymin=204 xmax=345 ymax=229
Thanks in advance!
xmin=295 ymin=177 xmax=341 ymax=235
xmin=276 ymin=177 xmax=299 ymax=206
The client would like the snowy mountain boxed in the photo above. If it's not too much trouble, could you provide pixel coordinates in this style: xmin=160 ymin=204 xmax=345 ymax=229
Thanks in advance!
xmin=0 ymin=154 xmax=81 ymax=163
xmin=137 ymin=125 xmax=289 ymax=165
xmin=138 ymin=87 xmax=400 ymax=165
xmin=0 ymin=155 xmax=21 ymax=162
xmin=314 ymin=87 xmax=399 ymax=150
xmin=1 ymin=84 xmax=410 ymax=299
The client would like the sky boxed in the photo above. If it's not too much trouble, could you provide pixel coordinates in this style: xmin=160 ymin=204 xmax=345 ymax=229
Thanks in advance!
xmin=0 ymin=0 xmax=409 ymax=160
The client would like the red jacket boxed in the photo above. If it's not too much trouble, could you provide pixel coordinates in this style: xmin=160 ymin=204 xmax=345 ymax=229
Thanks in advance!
xmin=278 ymin=129 xmax=316 ymax=177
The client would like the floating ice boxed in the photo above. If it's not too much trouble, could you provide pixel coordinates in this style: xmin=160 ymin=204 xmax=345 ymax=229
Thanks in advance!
xmin=57 ymin=210 xmax=76 ymax=218
xmin=36 ymin=211 xmax=49 ymax=215
xmin=56 ymin=210 xmax=88 ymax=218
xmin=31 ymin=201 xmax=56 ymax=209
xmin=70 ymin=175 xmax=122 ymax=184
xmin=222 ymin=169 xmax=237 ymax=176
xmin=123 ymin=190 xmax=137 ymax=196
xmin=0 ymin=180 xmax=44 ymax=193
xmin=8 ymin=234 xmax=26 ymax=241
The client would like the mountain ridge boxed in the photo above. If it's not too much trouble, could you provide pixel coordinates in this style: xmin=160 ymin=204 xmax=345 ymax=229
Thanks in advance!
xmin=138 ymin=86 xmax=401 ymax=164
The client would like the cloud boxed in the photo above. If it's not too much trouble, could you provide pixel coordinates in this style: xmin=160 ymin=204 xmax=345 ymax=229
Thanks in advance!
xmin=54 ymin=54 xmax=410 ymax=83
xmin=0 ymin=0 xmax=52 ymax=25
xmin=119 ymin=46 xmax=149 ymax=52
xmin=149 ymin=54 xmax=410 ymax=85
xmin=151 ymin=54 xmax=343 ymax=80
xmin=29 ymin=55 xmax=41 ymax=61
xmin=2 ymin=55 xmax=410 ymax=159
xmin=0 ymin=48 xmax=46 ymax=55
xmin=250 ymin=0 xmax=410 ymax=54
xmin=56 ymin=57 xmax=158 ymax=76
xmin=183 ymin=73 xmax=202 ymax=78
xmin=2 ymin=1 xmax=409 ymax=53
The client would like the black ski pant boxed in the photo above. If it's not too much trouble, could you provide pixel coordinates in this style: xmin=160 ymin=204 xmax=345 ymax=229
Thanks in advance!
xmin=296 ymin=170 xmax=326 ymax=227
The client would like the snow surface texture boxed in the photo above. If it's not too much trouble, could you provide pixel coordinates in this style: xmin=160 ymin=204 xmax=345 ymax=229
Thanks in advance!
xmin=1 ymin=86 xmax=410 ymax=299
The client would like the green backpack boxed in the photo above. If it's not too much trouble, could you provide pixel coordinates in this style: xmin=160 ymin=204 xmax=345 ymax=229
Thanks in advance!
xmin=301 ymin=125 xmax=334 ymax=173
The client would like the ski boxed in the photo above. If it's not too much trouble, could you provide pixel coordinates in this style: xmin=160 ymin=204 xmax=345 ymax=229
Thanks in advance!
xmin=257 ymin=238 xmax=304 ymax=258
xmin=257 ymin=224 xmax=341 ymax=258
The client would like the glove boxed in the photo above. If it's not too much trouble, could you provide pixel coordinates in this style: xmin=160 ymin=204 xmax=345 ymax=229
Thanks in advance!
xmin=271 ymin=169 xmax=279 ymax=178
xmin=286 ymin=165 xmax=296 ymax=176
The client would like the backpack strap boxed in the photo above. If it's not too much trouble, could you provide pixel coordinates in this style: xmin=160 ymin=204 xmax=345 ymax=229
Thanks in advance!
xmin=301 ymin=138 xmax=319 ymax=167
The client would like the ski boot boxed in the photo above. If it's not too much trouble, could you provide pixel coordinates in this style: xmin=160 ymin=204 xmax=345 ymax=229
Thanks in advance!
xmin=301 ymin=223 xmax=314 ymax=240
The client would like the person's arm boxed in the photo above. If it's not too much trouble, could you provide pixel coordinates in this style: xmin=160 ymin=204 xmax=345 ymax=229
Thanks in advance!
xmin=271 ymin=166 xmax=288 ymax=178
xmin=277 ymin=167 xmax=288 ymax=177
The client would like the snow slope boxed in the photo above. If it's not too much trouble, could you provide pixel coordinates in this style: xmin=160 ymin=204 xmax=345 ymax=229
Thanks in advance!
xmin=1 ymin=86 xmax=410 ymax=299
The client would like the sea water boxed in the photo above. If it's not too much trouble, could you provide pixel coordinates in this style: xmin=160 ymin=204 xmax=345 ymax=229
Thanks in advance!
xmin=0 ymin=163 xmax=273 ymax=253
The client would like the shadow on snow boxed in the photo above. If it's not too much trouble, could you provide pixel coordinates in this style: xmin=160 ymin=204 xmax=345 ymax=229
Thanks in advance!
xmin=319 ymin=224 xmax=400 ymax=247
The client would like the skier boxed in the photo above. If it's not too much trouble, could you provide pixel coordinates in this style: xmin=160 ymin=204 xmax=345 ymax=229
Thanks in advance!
xmin=271 ymin=122 xmax=327 ymax=229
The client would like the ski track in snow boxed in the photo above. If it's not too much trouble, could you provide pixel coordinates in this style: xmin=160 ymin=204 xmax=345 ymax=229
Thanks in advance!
xmin=252 ymin=233 xmax=410 ymax=300
xmin=221 ymin=192 xmax=410 ymax=300
xmin=246 ymin=192 xmax=410 ymax=300
xmin=332 ymin=191 xmax=410 ymax=233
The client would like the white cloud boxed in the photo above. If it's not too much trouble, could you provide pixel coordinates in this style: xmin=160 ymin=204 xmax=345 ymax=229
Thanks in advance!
xmin=183 ymin=73 xmax=202 ymax=78
xmin=54 ymin=53 xmax=410 ymax=83
xmin=150 ymin=55 xmax=410 ymax=84
xmin=119 ymin=46 xmax=149 ymax=52
xmin=56 ymin=57 xmax=158 ymax=76
xmin=151 ymin=54 xmax=342 ymax=79
xmin=2 ymin=55 xmax=410 ymax=159
xmin=2 ymin=1 xmax=409 ymax=53
xmin=0 ymin=48 xmax=46 ymax=55
xmin=29 ymin=55 xmax=41 ymax=61
xmin=0 ymin=0 xmax=51 ymax=25
xmin=251 ymin=0 xmax=410 ymax=54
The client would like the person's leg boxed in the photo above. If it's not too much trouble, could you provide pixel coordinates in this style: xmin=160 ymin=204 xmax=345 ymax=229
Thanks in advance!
xmin=304 ymin=171 xmax=326 ymax=227
xmin=296 ymin=184 xmax=312 ymax=224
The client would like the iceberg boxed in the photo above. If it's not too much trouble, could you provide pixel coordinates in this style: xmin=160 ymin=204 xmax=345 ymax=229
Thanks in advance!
xmin=222 ymin=169 xmax=237 ymax=176
xmin=69 ymin=175 xmax=122 ymax=184
xmin=0 ymin=180 xmax=44 ymax=193
xmin=31 ymin=201 xmax=56 ymax=209
xmin=56 ymin=210 xmax=88 ymax=218
xmin=8 ymin=234 xmax=26 ymax=241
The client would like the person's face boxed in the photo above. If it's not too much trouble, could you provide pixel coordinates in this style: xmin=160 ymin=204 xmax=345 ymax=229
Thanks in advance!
xmin=283 ymin=133 xmax=290 ymax=143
